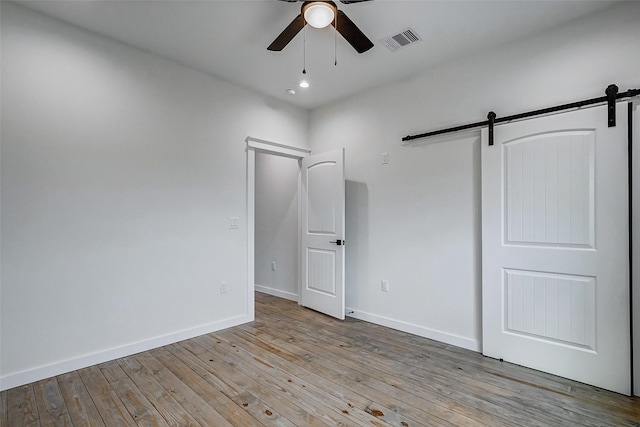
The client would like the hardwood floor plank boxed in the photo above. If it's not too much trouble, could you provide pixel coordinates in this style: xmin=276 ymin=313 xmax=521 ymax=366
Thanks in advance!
xmin=227 ymin=391 xmax=296 ymax=427
xmin=194 ymin=333 xmax=376 ymax=427
xmin=231 ymin=328 xmax=462 ymax=426
xmin=56 ymin=371 xmax=105 ymax=427
xmin=78 ymin=366 xmax=137 ymax=427
xmin=116 ymin=355 xmax=200 ymax=426
xmin=253 ymin=309 xmax=618 ymax=427
xmin=222 ymin=328 xmax=423 ymax=427
xmin=256 ymin=293 xmax=640 ymax=426
xmin=348 ymin=319 xmax=639 ymax=418
xmin=7 ymin=384 xmax=40 ymax=427
xmin=133 ymin=351 xmax=233 ymax=427
xmin=98 ymin=361 xmax=169 ymax=427
xmin=250 ymin=306 xmax=490 ymax=425
xmin=185 ymin=337 xmax=331 ymax=426
xmin=359 ymin=319 xmax=638 ymax=424
xmin=342 ymin=309 xmax=636 ymax=414
xmin=228 ymin=326 xmax=376 ymax=411
xmin=255 ymin=294 xmax=640 ymax=426
xmin=236 ymin=324 xmax=512 ymax=426
xmin=0 ymin=390 xmax=8 ymax=427
xmin=235 ymin=321 xmax=477 ymax=426
xmin=152 ymin=345 xmax=264 ymax=427
xmin=5 ymin=292 xmax=639 ymax=426
xmin=33 ymin=378 xmax=74 ymax=426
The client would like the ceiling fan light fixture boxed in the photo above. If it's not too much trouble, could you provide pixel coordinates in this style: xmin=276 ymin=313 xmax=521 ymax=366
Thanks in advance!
xmin=303 ymin=2 xmax=335 ymax=29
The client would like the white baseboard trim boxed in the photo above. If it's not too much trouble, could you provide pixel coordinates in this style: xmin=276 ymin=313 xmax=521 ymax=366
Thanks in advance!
xmin=255 ymin=284 xmax=298 ymax=302
xmin=345 ymin=307 xmax=480 ymax=352
xmin=0 ymin=313 xmax=252 ymax=392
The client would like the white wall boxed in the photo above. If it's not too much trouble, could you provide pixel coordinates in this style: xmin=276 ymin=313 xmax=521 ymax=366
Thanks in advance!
xmin=254 ymin=152 xmax=300 ymax=301
xmin=309 ymin=2 xmax=640 ymax=352
xmin=0 ymin=2 xmax=308 ymax=390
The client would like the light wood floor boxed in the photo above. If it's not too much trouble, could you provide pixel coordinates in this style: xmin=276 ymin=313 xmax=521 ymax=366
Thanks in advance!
xmin=2 ymin=292 xmax=639 ymax=426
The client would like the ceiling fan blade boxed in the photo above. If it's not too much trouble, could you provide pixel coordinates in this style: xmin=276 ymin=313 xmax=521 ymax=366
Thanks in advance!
xmin=268 ymin=14 xmax=306 ymax=51
xmin=333 ymin=10 xmax=373 ymax=54
xmin=339 ymin=0 xmax=372 ymax=3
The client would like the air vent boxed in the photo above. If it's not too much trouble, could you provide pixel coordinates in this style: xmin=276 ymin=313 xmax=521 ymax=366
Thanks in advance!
xmin=380 ymin=27 xmax=422 ymax=52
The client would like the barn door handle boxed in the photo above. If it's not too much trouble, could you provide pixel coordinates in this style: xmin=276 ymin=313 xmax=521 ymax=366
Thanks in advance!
xmin=330 ymin=239 xmax=344 ymax=246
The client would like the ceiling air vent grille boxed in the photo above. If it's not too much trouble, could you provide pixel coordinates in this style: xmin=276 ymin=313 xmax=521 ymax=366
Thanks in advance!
xmin=380 ymin=28 xmax=422 ymax=52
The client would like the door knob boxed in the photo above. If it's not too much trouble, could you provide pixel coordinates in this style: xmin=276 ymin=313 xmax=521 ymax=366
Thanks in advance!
xmin=330 ymin=239 xmax=344 ymax=246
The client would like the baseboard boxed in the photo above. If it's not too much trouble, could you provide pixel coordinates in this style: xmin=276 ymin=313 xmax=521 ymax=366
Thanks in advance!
xmin=0 ymin=313 xmax=252 ymax=392
xmin=255 ymin=284 xmax=298 ymax=302
xmin=346 ymin=306 xmax=480 ymax=352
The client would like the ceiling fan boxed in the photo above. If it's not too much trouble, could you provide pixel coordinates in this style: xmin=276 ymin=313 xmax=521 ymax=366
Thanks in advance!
xmin=267 ymin=0 xmax=374 ymax=54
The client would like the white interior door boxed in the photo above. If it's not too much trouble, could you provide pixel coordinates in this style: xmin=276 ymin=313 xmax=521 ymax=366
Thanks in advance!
xmin=300 ymin=148 xmax=345 ymax=320
xmin=481 ymin=103 xmax=630 ymax=395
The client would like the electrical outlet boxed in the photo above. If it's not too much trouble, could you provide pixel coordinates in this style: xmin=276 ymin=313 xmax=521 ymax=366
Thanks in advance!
xmin=271 ymin=262 xmax=277 ymax=271
xmin=220 ymin=281 xmax=228 ymax=294
xmin=381 ymin=280 xmax=389 ymax=292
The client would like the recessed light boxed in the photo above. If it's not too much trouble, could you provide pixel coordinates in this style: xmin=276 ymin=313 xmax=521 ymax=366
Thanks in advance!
xmin=299 ymin=81 xmax=310 ymax=88
xmin=285 ymin=89 xmax=296 ymax=95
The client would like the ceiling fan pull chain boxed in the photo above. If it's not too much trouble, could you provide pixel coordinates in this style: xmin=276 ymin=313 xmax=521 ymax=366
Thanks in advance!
xmin=302 ymin=24 xmax=307 ymax=74
xmin=334 ymin=10 xmax=338 ymax=66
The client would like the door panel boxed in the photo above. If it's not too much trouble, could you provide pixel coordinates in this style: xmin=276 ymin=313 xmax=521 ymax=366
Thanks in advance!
xmin=307 ymin=161 xmax=338 ymax=234
xmin=307 ymin=248 xmax=336 ymax=294
xmin=504 ymin=131 xmax=594 ymax=247
xmin=482 ymin=104 xmax=630 ymax=395
xmin=503 ymin=269 xmax=596 ymax=349
xmin=300 ymin=148 xmax=345 ymax=320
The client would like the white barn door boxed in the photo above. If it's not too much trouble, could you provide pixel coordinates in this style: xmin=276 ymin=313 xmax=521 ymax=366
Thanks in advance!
xmin=300 ymin=148 xmax=346 ymax=320
xmin=481 ymin=104 xmax=630 ymax=395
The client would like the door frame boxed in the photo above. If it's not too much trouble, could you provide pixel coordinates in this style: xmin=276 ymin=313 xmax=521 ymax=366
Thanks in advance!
xmin=632 ymin=100 xmax=639 ymax=396
xmin=246 ymin=136 xmax=311 ymax=317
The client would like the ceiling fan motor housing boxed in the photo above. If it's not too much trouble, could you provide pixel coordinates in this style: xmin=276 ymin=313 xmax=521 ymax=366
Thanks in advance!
xmin=302 ymin=1 xmax=338 ymax=28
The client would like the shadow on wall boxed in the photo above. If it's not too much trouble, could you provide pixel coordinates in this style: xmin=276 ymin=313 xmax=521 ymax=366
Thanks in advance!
xmin=400 ymin=134 xmax=483 ymax=343
xmin=412 ymin=134 xmax=483 ymax=345
xmin=345 ymin=180 xmax=369 ymax=308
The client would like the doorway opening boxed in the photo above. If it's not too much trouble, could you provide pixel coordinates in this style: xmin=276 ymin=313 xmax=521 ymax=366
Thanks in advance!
xmin=254 ymin=151 xmax=301 ymax=301
xmin=245 ymin=137 xmax=310 ymax=319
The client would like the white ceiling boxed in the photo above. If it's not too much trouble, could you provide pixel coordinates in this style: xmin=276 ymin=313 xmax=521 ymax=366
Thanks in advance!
xmin=16 ymin=0 xmax=618 ymax=110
